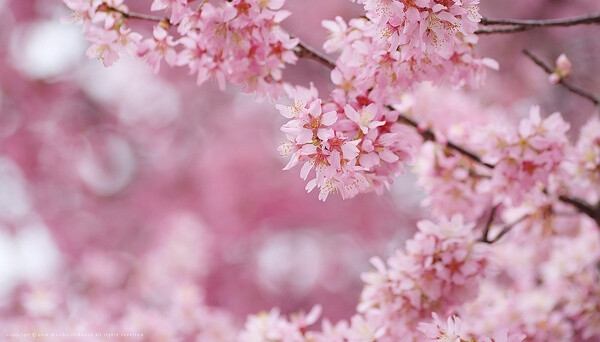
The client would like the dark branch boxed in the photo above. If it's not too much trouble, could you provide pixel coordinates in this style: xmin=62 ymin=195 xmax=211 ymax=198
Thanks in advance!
xmin=558 ymin=195 xmax=600 ymax=227
xmin=480 ymin=213 xmax=530 ymax=244
xmin=294 ymin=42 xmax=337 ymax=70
xmin=475 ymin=26 xmax=527 ymax=35
xmin=481 ymin=12 xmax=600 ymax=28
xmin=477 ymin=12 xmax=600 ymax=35
xmin=522 ymin=49 xmax=600 ymax=106
xmin=480 ymin=205 xmax=499 ymax=243
xmin=391 ymin=107 xmax=495 ymax=168
xmin=105 ymin=6 xmax=167 ymax=23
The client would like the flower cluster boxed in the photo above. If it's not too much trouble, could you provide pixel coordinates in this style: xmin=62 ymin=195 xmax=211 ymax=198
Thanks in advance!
xmin=418 ymin=313 xmax=525 ymax=342
xmin=63 ymin=0 xmax=299 ymax=99
xmin=479 ymin=106 xmax=570 ymax=206
xmin=358 ymin=215 xmax=491 ymax=338
xmin=62 ymin=0 xmax=142 ymax=67
xmin=572 ymin=118 xmax=600 ymax=200
xmin=415 ymin=142 xmax=491 ymax=221
xmin=239 ymin=306 xmax=321 ymax=342
xmin=321 ymin=0 xmax=497 ymax=105
xmin=542 ymin=226 xmax=600 ymax=340
xmin=277 ymin=84 xmax=419 ymax=200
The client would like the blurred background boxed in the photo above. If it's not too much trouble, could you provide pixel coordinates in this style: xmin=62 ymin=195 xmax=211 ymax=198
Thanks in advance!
xmin=0 ymin=0 xmax=599 ymax=338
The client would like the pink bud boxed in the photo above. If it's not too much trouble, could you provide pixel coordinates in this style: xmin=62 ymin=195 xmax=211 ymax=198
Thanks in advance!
xmin=555 ymin=54 xmax=572 ymax=76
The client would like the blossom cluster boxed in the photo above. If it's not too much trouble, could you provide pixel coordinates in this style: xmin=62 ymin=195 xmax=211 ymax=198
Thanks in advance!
xmin=479 ymin=106 xmax=570 ymax=206
xmin=572 ymin=118 xmax=600 ymax=201
xmin=456 ymin=220 xmax=600 ymax=341
xmin=357 ymin=215 xmax=491 ymax=338
xmin=321 ymin=0 xmax=497 ymax=106
xmin=411 ymin=100 xmax=571 ymax=216
xmin=418 ymin=313 xmax=525 ymax=342
xmin=62 ymin=0 xmax=142 ymax=67
xmin=277 ymin=84 xmax=419 ymax=200
xmin=62 ymin=0 xmax=299 ymax=99
xmin=239 ymin=306 xmax=323 ymax=341
xmin=415 ymin=141 xmax=491 ymax=221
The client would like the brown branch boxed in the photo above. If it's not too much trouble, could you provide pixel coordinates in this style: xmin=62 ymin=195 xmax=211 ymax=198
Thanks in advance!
xmin=480 ymin=205 xmax=499 ymax=243
xmin=390 ymin=107 xmax=495 ymax=168
xmin=475 ymin=26 xmax=527 ymax=35
xmin=559 ymin=195 xmax=600 ymax=227
xmin=480 ymin=213 xmax=530 ymax=244
xmin=481 ymin=12 xmax=600 ymax=28
xmin=478 ymin=12 xmax=600 ymax=34
xmin=105 ymin=5 xmax=167 ymax=23
xmin=522 ymin=49 xmax=600 ymax=106
xmin=294 ymin=42 xmax=337 ymax=70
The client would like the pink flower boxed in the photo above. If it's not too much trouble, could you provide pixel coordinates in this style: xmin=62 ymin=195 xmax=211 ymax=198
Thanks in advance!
xmin=137 ymin=25 xmax=178 ymax=74
xmin=344 ymin=103 xmax=385 ymax=134
xmin=83 ymin=25 xmax=141 ymax=67
xmin=481 ymin=106 xmax=570 ymax=205
xmin=418 ymin=313 xmax=463 ymax=341
xmin=150 ymin=0 xmax=190 ymax=24
xmin=322 ymin=16 xmax=353 ymax=53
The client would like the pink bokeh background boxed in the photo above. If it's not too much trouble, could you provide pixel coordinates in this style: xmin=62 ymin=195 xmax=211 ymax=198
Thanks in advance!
xmin=0 ymin=0 xmax=599 ymax=334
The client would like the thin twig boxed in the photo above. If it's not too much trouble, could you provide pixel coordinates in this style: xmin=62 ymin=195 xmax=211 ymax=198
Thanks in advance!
xmin=106 ymin=5 xmax=167 ymax=23
xmin=390 ymin=107 xmax=495 ymax=168
xmin=479 ymin=205 xmax=499 ymax=243
xmin=481 ymin=213 xmax=530 ymax=244
xmin=107 ymin=6 xmax=337 ymax=70
xmin=522 ymin=49 xmax=600 ymax=106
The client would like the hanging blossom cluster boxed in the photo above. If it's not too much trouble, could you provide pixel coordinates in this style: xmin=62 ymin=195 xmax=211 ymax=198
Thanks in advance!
xmin=415 ymin=141 xmax=491 ymax=221
xmin=62 ymin=0 xmax=299 ymax=99
xmin=453 ymin=220 xmax=600 ymax=341
xmin=478 ymin=106 xmax=570 ymax=206
xmin=572 ymin=118 xmax=600 ymax=200
xmin=62 ymin=0 xmax=142 ymax=67
xmin=356 ymin=215 xmax=491 ymax=339
xmin=277 ymin=84 xmax=419 ymax=200
xmin=321 ymin=0 xmax=497 ymax=105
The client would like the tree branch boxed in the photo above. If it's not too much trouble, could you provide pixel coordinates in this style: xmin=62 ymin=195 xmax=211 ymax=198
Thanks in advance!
xmin=390 ymin=107 xmax=495 ymax=168
xmin=522 ymin=49 xmax=600 ymax=106
xmin=558 ymin=195 xmax=600 ymax=227
xmin=478 ymin=12 xmax=600 ymax=34
xmin=294 ymin=42 xmax=337 ymax=70
xmin=480 ymin=213 xmax=530 ymax=244
xmin=475 ymin=26 xmax=527 ymax=35
xmin=481 ymin=12 xmax=600 ymax=28
xmin=479 ymin=205 xmax=499 ymax=243
xmin=105 ymin=5 xmax=167 ymax=23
